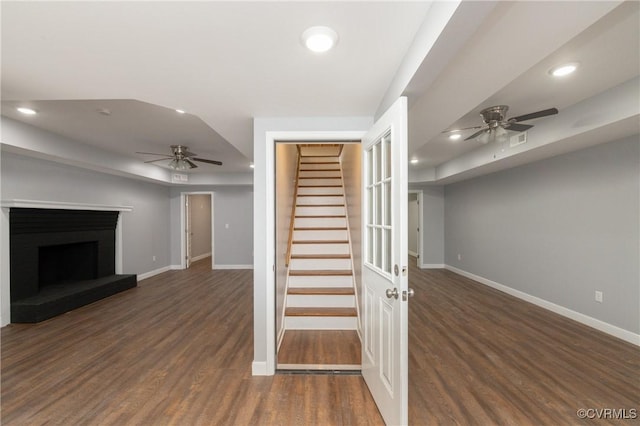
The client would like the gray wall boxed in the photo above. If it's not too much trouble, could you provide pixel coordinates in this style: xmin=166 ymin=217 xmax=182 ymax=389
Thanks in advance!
xmin=342 ymin=143 xmax=363 ymax=328
xmin=169 ymin=186 xmax=253 ymax=267
xmin=444 ymin=136 xmax=639 ymax=333
xmin=1 ymin=151 xmax=171 ymax=275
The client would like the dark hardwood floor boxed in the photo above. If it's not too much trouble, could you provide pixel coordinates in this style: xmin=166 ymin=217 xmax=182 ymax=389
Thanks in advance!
xmin=407 ymin=257 xmax=639 ymax=425
xmin=278 ymin=330 xmax=361 ymax=367
xmin=2 ymin=257 xmax=638 ymax=425
xmin=1 ymin=259 xmax=382 ymax=425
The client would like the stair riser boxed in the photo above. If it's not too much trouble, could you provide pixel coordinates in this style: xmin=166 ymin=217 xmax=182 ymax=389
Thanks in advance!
xmin=297 ymin=186 xmax=343 ymax=196
xmin=295 ymin=217 xmax=346 ymax=228
xmin=299 ymin=163 xmax=340 ymax=171
xmin=298 ymin=178 xmax=342 ymax=187
xmin=285 ymin=316 xmax=357 ymax=330
xmin=301 ymin=156 xmax=340 ymax=162
xmin=294 ymin=230 xmax=348 ymax=241
xmin=296 ymin=196 xmax=344 ymax=206
xmin=288 ymin=275 xmax=353 ymax=288
xmin=289 ymin=258 xmax=351 ymax=270
xmin=300 ymin=146 xmax=340 ymax=156
xmin=296 ymin=206 xmax=345 ymax=216
xmin=291 ymin=243 xmax=349 ymax=256
xmin=287 ymin=295 xmax=355 ymax=308
xmin=298 ymin=171 xmax=342 ymax=179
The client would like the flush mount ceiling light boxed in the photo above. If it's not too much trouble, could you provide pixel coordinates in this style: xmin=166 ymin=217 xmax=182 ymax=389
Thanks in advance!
xmin=17 ymin=107 xmax=37 ymax=115
xmin=410 ymin=159 xmax=419 ymax=164
xmin=302 ymin=26 xmax=338 ymax=53
xmin=448 ymin=133 xmax=462 ymax=140
xmin=549 ymin=62 xmax=579 ymax=77
xmin=175 ymin=109 xmax=185 ymax=114
xmin=250 ymin=163 xmax=255 ymax=169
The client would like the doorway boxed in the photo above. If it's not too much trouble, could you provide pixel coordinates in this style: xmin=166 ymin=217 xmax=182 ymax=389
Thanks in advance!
xmin=274 ymin=142 xmax=362 ymax=371
xmin=408 ymin=190 xmax=423 ymax=266
xmin=181 ymin=192 xmax=214 ymax=269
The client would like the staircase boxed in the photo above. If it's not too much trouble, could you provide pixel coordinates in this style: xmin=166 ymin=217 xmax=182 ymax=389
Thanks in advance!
xmin=284 ymin=145 xmax=358 ymax=330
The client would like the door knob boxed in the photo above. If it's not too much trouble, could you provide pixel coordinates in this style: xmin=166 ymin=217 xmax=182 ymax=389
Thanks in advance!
xmin=386 ymin=287 xmax=399 ymax=299
xmin=402 ymin=288 xmax=415 ymax=301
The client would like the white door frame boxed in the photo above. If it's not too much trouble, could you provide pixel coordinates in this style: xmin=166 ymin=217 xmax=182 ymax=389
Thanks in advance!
xmin=408 ymin=189 xmax=423 ymax=266
xmin=179 ymin=191 xmax=214 ymax=270
xmin=257 ymin=130 xmax=366 ymax=376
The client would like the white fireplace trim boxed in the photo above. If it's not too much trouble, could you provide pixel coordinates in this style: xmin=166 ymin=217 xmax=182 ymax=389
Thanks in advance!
xmin=0 ymin=199 xmax=133 ymax=327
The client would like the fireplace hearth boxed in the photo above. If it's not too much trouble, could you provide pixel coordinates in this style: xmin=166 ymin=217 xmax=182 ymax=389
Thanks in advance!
xmin=9 ymin=208 xmax=137 ymax=323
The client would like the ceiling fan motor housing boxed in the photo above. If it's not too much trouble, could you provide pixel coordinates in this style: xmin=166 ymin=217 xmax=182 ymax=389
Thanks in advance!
xmin=480 ymin=105 xmax=508 ymax=124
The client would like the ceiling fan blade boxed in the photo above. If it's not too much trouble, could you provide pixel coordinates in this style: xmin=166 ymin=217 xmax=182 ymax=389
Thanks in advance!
xmin=505 ymin=123 xmax=533 ymax=132
xmin=144 ymin=157 xmax=172 ymax=163
xmin=510 ymin=107 xmax=558 ymax=122
xmin=185 ymin=159 xmax=198 ymax=169
xmin=136 ymin=151 xmax=172 ymax=156
xmin=193 ymin=157 xmax=223 ymax=166
xmin=465 ymin=129 xmax=487 ymax=141
xmin=442 ymin=125 xmax=484 ymax=133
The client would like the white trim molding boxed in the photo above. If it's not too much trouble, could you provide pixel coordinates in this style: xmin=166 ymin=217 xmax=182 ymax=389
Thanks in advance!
xmin=420 ymin=263 xmax=445 ymax=269
xmin=1 ymin=199 xmax=133 ymax=212
xmin=252 ymin=361 xmax=270 ymax=376
xmin=214 ymin=264 xmax=253 ymax=270
xmin=137 ymin=266 xmax=171 ymax=282
xmin=191 ymin=253 xmax=212 ymax=263
xmin=446 ymin=265 xmax=640 ymax=346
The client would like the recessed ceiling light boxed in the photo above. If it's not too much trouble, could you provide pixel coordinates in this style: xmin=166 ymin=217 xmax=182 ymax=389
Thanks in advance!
xmin=449 ymin=133 xmax=462 ymax=140
xmin=175 ymin=109 xmax=186 ymax=114
xmin=302 ymin=26 xmax=338 ymax=53
xmin=17 ymin=107 xmax=37 ymax=115
xmin=549 ymin=62 xmax=579 ymax=77
xmin=250 ymin=163 xmax=255 ymax=169
xmin=410 ymin=159 xmax=419 ymax=164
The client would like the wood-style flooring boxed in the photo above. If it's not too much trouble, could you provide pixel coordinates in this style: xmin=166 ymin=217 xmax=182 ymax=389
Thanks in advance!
xmin=1 ymin=259 xmax=382 ymax=425
xmin=278 ymin=330 xmax=361 ymax=368
xmin=407 ymin=257 xmax=639 ymax=425
xmin=2 ymin=257 xmax=638 ymax=425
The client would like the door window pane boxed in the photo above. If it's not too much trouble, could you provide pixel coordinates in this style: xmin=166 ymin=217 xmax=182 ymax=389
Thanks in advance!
xmin=383 ymin=229 xmax=391 ymax=273
xmin=384 ymin=182 xmax=391 ymax=226
xmin=384 ymin=135 xmax=391 ymax=179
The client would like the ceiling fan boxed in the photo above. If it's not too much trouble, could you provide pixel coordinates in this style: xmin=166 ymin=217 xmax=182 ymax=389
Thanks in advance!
xmin=136 ymin=145 xmax=222 ymax=170
xmin=444 ymin=105 xmax=558 ymax=143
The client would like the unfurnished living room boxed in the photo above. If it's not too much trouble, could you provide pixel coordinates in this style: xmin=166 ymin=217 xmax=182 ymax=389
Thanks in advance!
xmin=1 ymin=1 xmax=638 ymax=425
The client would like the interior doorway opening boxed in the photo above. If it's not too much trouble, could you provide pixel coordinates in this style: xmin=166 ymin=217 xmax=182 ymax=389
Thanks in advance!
xmin=180 ymin=192 xmax=214 ymax=270
xmin=275 ymin=141 xmax=362 ymax=371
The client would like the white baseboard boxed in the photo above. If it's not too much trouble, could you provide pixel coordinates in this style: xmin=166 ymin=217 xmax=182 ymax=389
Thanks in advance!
xmin=137 ymin=266 xmax=170 ymax=281
xmin=445 ymin=265 xmax=640 ymax=346
xmin=408 ymin=250 xmax=418 ymax=257
xmin=420 ymin=263 xmax=445 ymax=269
xmin=214 ymin=264 xmax=253 ymax=270
xmin=170 ymin=264 xmax=183 ymax=270
xmin=191 ymin=253 xmax=212 ymax=262
xmin=252 ymin=361 xmax=273 ymax=376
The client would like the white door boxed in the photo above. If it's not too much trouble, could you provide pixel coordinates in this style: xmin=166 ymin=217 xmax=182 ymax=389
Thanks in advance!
xmin=361 ymin=97 xmax=410 ymax=425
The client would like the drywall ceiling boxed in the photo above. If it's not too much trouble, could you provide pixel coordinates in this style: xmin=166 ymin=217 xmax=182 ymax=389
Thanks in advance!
xmin=1 ymin=1 xmax=638 ymax=183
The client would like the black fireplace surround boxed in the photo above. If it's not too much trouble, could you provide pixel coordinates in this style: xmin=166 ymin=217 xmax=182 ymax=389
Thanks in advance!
xmin=10 ymin=208 xmax=137 ymax=323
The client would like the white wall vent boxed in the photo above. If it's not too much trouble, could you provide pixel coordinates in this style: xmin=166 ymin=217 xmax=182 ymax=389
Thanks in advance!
xmin=172 ymin=173 xmax=189 ymax=183
xmin=510 ymin=131 xmax=527 ymax=147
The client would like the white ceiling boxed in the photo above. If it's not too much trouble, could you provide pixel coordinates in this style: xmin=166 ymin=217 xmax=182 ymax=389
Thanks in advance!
xmin=1 ymin=1 xmax=638 ymax=183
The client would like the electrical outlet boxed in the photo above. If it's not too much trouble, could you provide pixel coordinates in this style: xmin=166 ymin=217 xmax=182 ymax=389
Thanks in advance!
xmin=152 ymin=256 xmax=156 ymax=262
xmin=457 ymin=253 xmax=462 ymax=261
xmin=595 ymin=291 xmax=603 ymax=303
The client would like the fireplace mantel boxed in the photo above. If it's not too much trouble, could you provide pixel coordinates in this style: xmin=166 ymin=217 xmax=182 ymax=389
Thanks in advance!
xmin=1 ymin=199 xmax=133 ymax=326
xmin=1 ymin=199 xmax=133 ymax=212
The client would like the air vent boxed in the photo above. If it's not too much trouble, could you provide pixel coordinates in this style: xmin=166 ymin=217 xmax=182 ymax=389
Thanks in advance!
xmin=510 ymin=132 xmax=527 ymax=148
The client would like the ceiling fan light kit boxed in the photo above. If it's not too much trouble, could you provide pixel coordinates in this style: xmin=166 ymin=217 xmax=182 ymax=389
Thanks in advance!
xmin=443 ymin=104 xmax=558 ymax=144
xmin=136 ymin=145 xmax=223 ymax=170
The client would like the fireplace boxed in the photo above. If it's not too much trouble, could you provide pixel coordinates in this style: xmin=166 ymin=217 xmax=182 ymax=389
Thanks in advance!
xmin=9 ymin=208 xmax=137 ymax=323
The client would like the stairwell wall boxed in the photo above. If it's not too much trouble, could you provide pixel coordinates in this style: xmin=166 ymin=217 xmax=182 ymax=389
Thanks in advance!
xmin=275 ymin=144 xmax=299 ymax=341
xmin=341 ymin=143 xmax=363 ymax=330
